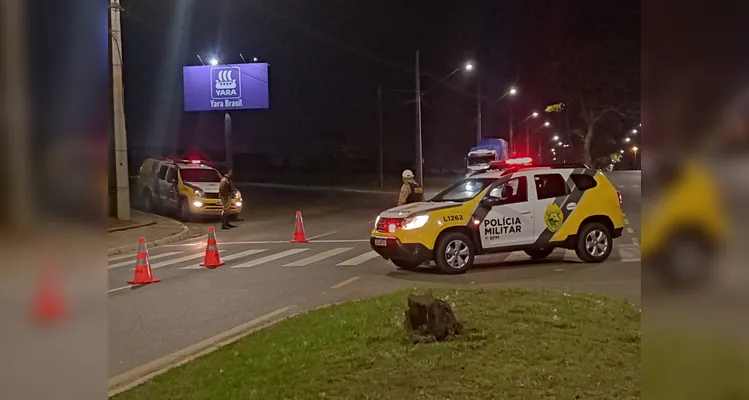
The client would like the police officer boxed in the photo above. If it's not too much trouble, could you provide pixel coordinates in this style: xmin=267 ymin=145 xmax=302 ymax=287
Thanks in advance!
xmin=219 ymin=169 xmax=236 ymax=229
xmin=397 ymin=169 xmax=424 ymax=206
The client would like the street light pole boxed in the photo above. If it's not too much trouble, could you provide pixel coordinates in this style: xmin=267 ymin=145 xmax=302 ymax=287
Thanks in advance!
xmin=414 ymin=51 xmax=423 ymax=186
xmin=508 ymin=102 xmax=514 ymax=155
xmin=377 ymin=85 xmax=384 ymax=188
xmin=476 ymin=73 xmax=482 ymax=145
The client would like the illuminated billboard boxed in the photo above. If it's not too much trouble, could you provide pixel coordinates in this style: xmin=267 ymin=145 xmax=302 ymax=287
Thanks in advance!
xmin=183 ymin=63 xmax=269 ymax=111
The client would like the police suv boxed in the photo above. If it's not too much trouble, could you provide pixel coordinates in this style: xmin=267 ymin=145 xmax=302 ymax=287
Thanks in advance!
xmin=370 ymin=159 xmax=625 ymax=274
xmin=136 ymin=158 xmax=243 ymax=221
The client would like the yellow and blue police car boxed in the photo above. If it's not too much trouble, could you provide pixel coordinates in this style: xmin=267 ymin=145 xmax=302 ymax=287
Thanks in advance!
xmin=370 ymin=159 xmax=625 ymax=274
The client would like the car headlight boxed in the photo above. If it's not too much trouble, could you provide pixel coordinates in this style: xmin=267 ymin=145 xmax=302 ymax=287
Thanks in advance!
xmin=194 ymin=189 xmax=204 ymax=198
xmin=402 ymin=215 xmax=429 ymax=230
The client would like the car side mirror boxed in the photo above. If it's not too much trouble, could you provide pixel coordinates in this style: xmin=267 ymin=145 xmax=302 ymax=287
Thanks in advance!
xmin=481 ymin=196 xmax=501 ymax=207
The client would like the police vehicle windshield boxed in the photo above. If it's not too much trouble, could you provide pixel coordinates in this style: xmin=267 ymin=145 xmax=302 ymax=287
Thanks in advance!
xmin=431 ymin=178 xmax=495 ymax=202
xmin=180 ymin=168 xmax=222 ymax=183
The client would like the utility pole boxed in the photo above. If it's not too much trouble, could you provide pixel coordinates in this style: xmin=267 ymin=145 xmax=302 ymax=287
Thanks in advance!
xmin=508 ymin=103 xmax=514 ymax=156
xmin=414 ymin=51 xmax=423 ymax=186
xmin=476 ymin=73 xmax=482 ymax=145
xmin=110 ymin=0 xmax=131 ymax=220
xmin=377 ymin=85 xmax=384 ymax=188
xmin=224 ymin=113 xmax=233 ymax=172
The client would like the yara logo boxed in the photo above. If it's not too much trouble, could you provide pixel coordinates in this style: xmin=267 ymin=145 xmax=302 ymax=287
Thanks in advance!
xmin=212 ymin=68 xmax=240 ymax=98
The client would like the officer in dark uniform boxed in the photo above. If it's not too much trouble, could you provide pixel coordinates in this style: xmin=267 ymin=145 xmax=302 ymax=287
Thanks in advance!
xmin=218 ymin=169 xmax=236 ymax=229
xmin=397 ymin=169 xmax=425 ymax=205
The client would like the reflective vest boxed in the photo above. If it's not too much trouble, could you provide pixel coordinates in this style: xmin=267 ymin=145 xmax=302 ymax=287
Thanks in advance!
xmin=406 ymin=181 xmax=424 ymax=203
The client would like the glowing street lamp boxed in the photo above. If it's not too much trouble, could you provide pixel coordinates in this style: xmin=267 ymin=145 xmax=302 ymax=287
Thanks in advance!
xmin=210 ymin=58 xmax=219 ymax=66
xmin=631 ymin=129 xmax=638 ymax=134
xmin=509 ymin=87 xmax=518 ymax=96
xmin=632 ymin=146 xmax=639 ymax=152
xmin=620 ymin=149 xmax=625 ymax=154
xmin=531 ymin=111 xmax=539 ymax=118
xmin=552 ymin=135 xmax=559 ymax=141
xmin=624 ymin=137 xmax=631 ymax=143
xmin=557 ymin=141 xmax=563 ymax=146
xmin=465 ymin=62 xmax=474 ymax=71
xmin=543 ymin=121 xmax=551 ymax=127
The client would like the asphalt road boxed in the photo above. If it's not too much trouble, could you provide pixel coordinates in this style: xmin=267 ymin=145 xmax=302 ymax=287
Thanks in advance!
xmin=109 ymin=171 xmax=641 ymax=378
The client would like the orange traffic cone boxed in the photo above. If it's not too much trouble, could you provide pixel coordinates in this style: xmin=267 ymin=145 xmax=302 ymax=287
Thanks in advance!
xmin=127 ymin=237 xmax=161 ymax=285
xmin=200 ymin=226 xmax=225 ymax=268
xmin=33 ymin=266 xmax=66 ymax=323
xmin=290 ymin=211 xmax=309 ymax=243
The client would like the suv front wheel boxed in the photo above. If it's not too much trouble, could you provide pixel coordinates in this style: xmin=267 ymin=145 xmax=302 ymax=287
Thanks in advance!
xmin=434 ymin=232 xmax=476 ymax=275
xmin=575 ymin=222 xmax=613 ymax=263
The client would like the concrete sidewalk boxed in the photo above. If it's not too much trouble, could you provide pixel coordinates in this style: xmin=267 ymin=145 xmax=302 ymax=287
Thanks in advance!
xmin=108 ymin=210 xmax=189 ymax=256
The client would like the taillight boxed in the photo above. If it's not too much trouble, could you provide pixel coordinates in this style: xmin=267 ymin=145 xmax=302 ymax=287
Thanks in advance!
xmin=616 ymin=190 xmax=622 ymax=204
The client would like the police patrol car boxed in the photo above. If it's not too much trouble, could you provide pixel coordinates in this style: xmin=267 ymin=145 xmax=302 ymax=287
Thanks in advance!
xmin=136 ymin=158 xmax=243 ymax=221
xmin=370 ymin=159 xmax=625 ymax=274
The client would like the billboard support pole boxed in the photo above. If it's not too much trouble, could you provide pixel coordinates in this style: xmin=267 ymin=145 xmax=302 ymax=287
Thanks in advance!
xmin=224 ymin=113 xmax=233 ymax=172
xmin=414 ymin=51 xmax=423 ymax=186
xmin=377 ymin=85 xmax=384 ymax=188
xmin=110 ymin=0 xmax=131 ymax=220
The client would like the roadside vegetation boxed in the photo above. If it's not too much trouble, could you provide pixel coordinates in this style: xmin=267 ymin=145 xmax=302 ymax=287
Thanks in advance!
xmin=113 ymin=289 xmax=640 ymax=400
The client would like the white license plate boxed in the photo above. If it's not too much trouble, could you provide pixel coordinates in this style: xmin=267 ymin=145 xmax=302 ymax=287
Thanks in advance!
xmin=215 ymin=200 xmax=222 ymax=206
xmin=374 ymin=238 xmax=388 ymax=247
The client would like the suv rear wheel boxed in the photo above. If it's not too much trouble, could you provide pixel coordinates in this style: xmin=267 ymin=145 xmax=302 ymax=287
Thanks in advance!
xmin=575 ymin=222 xmax=613 ymax=263
xmin=434 ymin=232 xmax=475 ymax=275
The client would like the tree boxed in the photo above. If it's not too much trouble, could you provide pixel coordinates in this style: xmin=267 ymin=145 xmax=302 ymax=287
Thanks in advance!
xmin=521 ymin=1 xmax=640 ymax=165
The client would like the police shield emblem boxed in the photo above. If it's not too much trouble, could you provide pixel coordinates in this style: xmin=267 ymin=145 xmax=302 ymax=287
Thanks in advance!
xmin=544 ymin=203 xmax=564 ymax=232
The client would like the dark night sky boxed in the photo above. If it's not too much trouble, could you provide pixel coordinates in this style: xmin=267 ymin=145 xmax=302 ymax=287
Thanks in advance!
xmin=121 ymin=0 xmax=638 ymax=169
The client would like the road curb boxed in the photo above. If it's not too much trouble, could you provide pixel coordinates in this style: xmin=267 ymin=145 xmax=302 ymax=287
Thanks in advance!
xmin=107 ymin=296 xmax=380 ymax=397
xmin=107 ymin=221 xmax=156 ymax=233
xmin=107 ymin=216 xmax=190 ymax=256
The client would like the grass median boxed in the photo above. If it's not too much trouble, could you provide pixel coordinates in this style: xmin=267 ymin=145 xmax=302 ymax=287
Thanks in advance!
xmin=112 ymin=289 xmax=640 ymax=399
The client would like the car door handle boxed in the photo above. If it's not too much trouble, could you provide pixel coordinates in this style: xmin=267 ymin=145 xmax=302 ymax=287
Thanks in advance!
xmin=521 ymin=211 xmax=531 ymax=215
xmin=566 ymin=202 xmax=577 ymax=211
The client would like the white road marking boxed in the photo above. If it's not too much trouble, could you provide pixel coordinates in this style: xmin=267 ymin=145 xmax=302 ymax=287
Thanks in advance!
xmin=331 ymin=276 xmax=360 ymax=289
xmin=135 ymin=251 xmax=225 ymax=271
xmin=107 ymin=306 xmax=295 ymax=397
xmin=561 ymin=249 xmax=579 ymax=262
xmin=108 ymin=252 xmax=183 ymax=270
xmin=160 ymin=239 xmax=370 ymax=246
xmin=283 ymin=247 xmax=352 ymax=267
xmin=108 ymin=285 xmax=132 ymax=294
xmin=306 ymin=231 xmax=338 ymax=240
xmin=337 ymin=251 xmax=380 ymax=266
xmin=108 ymin=253 xmax=136 ymax=262
xmin=180 ymin=249 xmax=267 ymax=269
xmin=231 ymin=249 xmax=309 ymax=268
xmin=310 ymin=239 xmax=370 ymax=243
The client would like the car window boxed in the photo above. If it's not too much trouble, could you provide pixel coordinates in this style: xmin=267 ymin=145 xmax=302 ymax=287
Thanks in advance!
xmin=157 ymin=165 xmax=169 ymax=180
xmin=570 ymin=174 xmax=597 ymax=191
xmin=165 ymin=168 xmax=177 ymax=183
xmin=534 ymin=173 xmax=569 ymax=199
xmin=489 ymin=177 xmax=527 ymax=205
xmin=180 ymin=168 xmax=222 ymax=183
xmin=431 ymin=178 xmax=495 ymax=202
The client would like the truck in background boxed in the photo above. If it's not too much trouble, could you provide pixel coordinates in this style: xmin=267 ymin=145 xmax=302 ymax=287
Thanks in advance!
xmin=466 ymin=138 xmax=509 ymax=175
